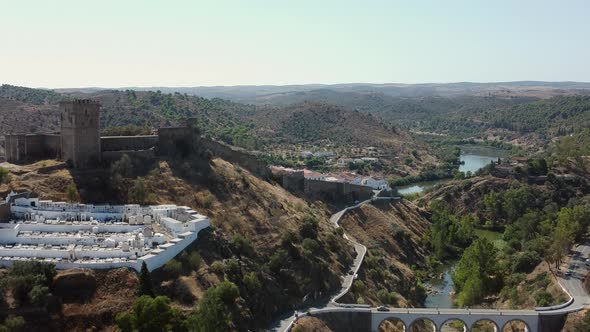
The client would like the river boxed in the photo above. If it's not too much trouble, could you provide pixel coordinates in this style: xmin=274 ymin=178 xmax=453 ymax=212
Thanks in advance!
xmin=397 ymin=146 xmax=505 ymax=308
xmin=397 ymin=145 xmax=505 ymax=196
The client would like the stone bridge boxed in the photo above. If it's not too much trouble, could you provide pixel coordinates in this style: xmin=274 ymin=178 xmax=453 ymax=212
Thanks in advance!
xmin=370 ymin=308 xmax=539 ymax=331
xmin=299 ymin=307 xmax=570 ymax=332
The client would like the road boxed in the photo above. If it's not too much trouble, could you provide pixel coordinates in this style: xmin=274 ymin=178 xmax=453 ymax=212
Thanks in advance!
xmin=547 ymin=240 xmax=590 ymax=314
xmin=267 ymin=194 xmax=394 ymax=331
xmin=267 ymin=197 xmax=590 ymax=331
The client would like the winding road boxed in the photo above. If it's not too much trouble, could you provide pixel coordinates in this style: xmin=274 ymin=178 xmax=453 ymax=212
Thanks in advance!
xmin=267 ymin=193 xmax=395 ymax=331
xmin=267 ymin=194 xmax=590 ymax=331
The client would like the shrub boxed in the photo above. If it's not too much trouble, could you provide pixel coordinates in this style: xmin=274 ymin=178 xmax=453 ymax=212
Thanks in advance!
xmin=231 ymin=235 xmax=254 ymax=258
xmin=302 ymin=238 xmax=320 ymax=255
xmin=116 ymin=296 xmax=184 ymax=332
xmin=0 ymin=315 xmax=25 ymax=332
xmin=66 ymin=183 xmax=78 ymax=202
xmin=210 ymin=261 xmax=226 ymax=275
xmin=535 ymin=291 xmax=554 ymax=307
xmin=299 ymin=216 xmax=319 ymax=239
xmin=377 ymin=289 xmax=398 ymax=305
xmin=326 ymin=234 xmax=340 ymax=252
xmin=163 ymin=259 xmax=182 ymax=278
xmin=511 ymin=251 xmax=541 ymax=273
xmin=1 ymin=261 xmax=56 ymax=306
xmin=186 ymin=251 xmax=203 ymax=271
xmin=267 ymin=249 xmax=289 ymax=273
xmin=0 ymin=167 xmax=10 ymax=184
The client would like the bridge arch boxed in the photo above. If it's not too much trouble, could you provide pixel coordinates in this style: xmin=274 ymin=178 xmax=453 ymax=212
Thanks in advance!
xmin=377 ymin=317 xmax=406 ymax=332
xmin=501 ymin=319 xmax=529 ymax=332
xmin=472 ymin=319 xmax=498 ymax=332
xmin=408 ymin=317 xmax=436 ymax=332
xmin=440 ymin=318 xmax=468 ymax=332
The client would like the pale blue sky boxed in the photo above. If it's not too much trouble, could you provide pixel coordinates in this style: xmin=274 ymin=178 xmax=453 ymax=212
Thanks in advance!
xmin=1 ymin=0 xmax=589 ymax=88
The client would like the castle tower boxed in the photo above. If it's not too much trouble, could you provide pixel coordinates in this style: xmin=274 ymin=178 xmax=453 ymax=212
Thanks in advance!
xmin=60 ymin=99 xmax=101 ymax=168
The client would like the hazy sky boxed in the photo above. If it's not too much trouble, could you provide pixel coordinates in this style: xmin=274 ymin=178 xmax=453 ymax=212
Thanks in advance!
xmin=1 ymin=0 xmax=589 ymax=88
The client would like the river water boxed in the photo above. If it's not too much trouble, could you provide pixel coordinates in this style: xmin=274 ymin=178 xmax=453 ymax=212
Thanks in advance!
xmin=397 ymin=146 xmax=505 ymax=308
xmin=397 ymin=145 xmax=504 ymax=196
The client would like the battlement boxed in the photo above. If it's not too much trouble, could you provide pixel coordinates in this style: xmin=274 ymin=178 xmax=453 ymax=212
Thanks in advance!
xmin=59 ymin=99 xmax=101 ymax=107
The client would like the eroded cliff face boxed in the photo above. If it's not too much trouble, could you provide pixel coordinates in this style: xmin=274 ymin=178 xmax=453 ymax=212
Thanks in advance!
xmin=337 ymin=199 xmax=431 ymax=307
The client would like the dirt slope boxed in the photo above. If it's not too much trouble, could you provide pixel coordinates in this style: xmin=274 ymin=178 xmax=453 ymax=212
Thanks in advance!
xmin=338 ymin=199 xmax=431 ymax=306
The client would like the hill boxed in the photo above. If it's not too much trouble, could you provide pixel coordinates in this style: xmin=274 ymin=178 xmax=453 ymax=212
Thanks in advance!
xmin=0 ymin=153 xmax=356 ymax=331
xmin=57 ymin=81 xmax=590 ymax=102
xmin=0 ymin=85 xmax=440 ymax=176
xmin=0 ymin=84 xmax=260 ymax=150
xmin=245 ymin=101 xmax=438 ymax=175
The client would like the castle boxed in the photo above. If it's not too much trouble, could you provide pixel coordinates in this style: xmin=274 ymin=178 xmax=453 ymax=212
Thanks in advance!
xmin=3 ymin=99 xmax=195 ymax=168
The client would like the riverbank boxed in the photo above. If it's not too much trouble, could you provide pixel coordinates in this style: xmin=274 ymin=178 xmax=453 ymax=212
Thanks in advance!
xmin=396 ymin=147 xmax=504 ymax=196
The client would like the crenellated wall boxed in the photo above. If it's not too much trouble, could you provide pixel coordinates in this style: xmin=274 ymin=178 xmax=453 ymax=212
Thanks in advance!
xmin=100 ymin=135 xmax=158 ymax=152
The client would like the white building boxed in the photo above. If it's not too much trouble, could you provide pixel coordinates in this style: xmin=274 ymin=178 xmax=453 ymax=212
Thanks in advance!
xmin=0 ymin=193 xmax=210 ymax=272
xmin=353 ymin=176 xmax=390 ymax=190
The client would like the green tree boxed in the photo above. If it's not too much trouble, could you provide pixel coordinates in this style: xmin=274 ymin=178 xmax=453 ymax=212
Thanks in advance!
xmin=187 ymin=281 xmax=240 ymax=332
xmin=163 ymin=259 xmax=183 ymax=278
xmin=139 ymin=262 xmax=154 ymax=297
xmin=299 ymin=215 xmax=319 ymax=239
xmin=1 ymin=261 xmax=56 ymax=307
xmin=483 ymin=191 xmax=502 ymax=226
xmin=535 ymin=291 xmax=553 ymax=307
xmin=453 ymin=239 xmax=500 ymax=307
xmin=527 ymin=158 xmax=548 ymax=176
xmin=66 ymin=183 xmax=78 ymax=202
xmin=28 ymin=285 xmax=49 ymax=306
xmin=0 ymin=167 xmax=10 ymax=184
xmin=231 ymin=235 xmax=254 ymax=258
xmin=132 ymin=177 xmax=147 ymax=205
xmin=0 ymin=315 xmax=25 ymax=332
xmin=116 ymin=296 xmax=183 ymax=332
xmin=502 ymin=187 xmax=534 ymax=223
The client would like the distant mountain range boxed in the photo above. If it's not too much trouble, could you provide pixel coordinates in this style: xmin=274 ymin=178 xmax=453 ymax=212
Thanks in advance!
xmin=54 ymin=81 xmax=590 ymax=103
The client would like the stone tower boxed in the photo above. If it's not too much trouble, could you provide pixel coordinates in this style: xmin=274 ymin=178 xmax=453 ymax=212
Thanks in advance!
xmin=60 ymin=99 xmax=101 ymax=168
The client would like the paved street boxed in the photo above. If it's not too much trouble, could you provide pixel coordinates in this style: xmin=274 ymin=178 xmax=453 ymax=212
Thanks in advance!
xmin=552 ymin=240 xmax=590 ymax=313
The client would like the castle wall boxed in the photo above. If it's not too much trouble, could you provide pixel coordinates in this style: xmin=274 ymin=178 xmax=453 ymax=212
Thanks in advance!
xmin=282 ymin=171 xmax=305 ymax=192
xmin=101 ymin=149 xmax=156 ymax=162
xmin=4 ymin=134 xmax=60 ymax=163
xmin=304 ymin=179 xmax=374 ymax=203
xmin=60 ymin=100 xmax=101 ymax=168
xmin=199 ymin=137 xmax=270 ymax=178
xmin=157 ymin=127 xmax=193 ymax=156
xmin=100 ymin=135 xmax=158 ymax=152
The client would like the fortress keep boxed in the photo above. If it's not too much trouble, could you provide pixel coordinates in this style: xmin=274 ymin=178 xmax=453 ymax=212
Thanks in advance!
xmin=60 ymin=100 xmax=102 ymax=168
xmin=3 ymin=99 xmax=195 ymax=168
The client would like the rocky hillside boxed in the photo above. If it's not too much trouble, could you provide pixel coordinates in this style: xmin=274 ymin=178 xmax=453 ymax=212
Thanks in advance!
xmin=337 ymin=199 xmax=431 ymax=306
xmin=0 ymin=154 xmax=357 ymax=331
